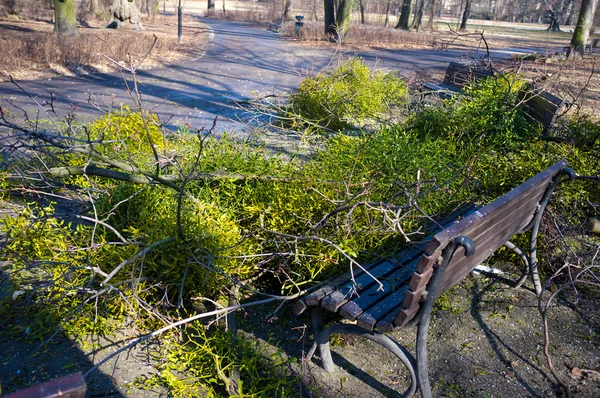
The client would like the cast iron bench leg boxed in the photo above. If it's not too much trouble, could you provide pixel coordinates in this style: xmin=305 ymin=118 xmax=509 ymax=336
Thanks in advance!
xmin=416 ymin=236 xmax=475 ymax=398
xmin=504 ymin=240 xmax=531 ymax=289
xmin=307 ymin=307 xmax=418 ymax=397
xmin=529 ymin=168 xmax=577 ymax=296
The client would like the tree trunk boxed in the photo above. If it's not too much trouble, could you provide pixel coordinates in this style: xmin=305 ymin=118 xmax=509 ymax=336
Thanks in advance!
xmin=208 ymin=0 xmax=215 ymax=10
xmin=359 ymin=0 xmax=365 ymax=24
xmin=54 ymin=0 xmax=78 ymax=35
xmin=569 ymin=0 xmax=599 ymax=57
xmin=324 ymin=0 xmax=336 ymax=37
xmin=426 ymin=0 xmax=437 ymax=29
xmin=565 ymin=0 xmax=577 ymax=25
xmin=384 ymin=0 xmax=392 ymax=27
xmin=459 ymin=0 xmax=471 ymax=30
xmin=412 ymin=0 xmax=426 ymax=30
xmin=335 ymin=0 xmax=354 ymax=41
xmin=311 ymin=0 xmax=318 ymax=20
xmin=547 ymin=10 xmax=561 ymax=31
xmin=489 ymin=0 xmax=496 ymax=20
xmin=90 ymin=0 xmax=99 ymax=15
xmin=6 ymin=0 xmax=19 ymax=16
xmin=395 ymin=0 xmax=412 ymax=29
xmin=283 ymin=0 xmax=293 ymax=20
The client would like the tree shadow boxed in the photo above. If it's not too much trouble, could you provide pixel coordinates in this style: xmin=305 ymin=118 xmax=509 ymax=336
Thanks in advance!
xmin=0 ymin=242 xmax=125 ymax=396
xmin=469 ymin=278 xmax=555 ymax=397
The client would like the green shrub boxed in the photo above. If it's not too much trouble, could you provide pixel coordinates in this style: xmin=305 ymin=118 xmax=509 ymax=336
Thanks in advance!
xmin=2 ymin=80 xmax=600 ymax=397
xmin=148 ymin=323 xmax=298 ymax=397
xmin=287 ymin=58 xmax=408 ymax=131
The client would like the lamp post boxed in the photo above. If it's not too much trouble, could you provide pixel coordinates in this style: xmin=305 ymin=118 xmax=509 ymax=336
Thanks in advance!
xmin=295 ymin=15 xmax=304 ymax=37
xmin=178 ymin=0 xmax=182 ymax=43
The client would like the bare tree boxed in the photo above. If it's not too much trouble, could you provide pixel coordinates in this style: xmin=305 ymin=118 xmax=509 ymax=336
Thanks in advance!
xmin=412 ymin=0 xmax=426 ymax=30
xmin=324 ymin=0 xmax=336 ymax=35
xmin=425 ymin=0 xmax=438 ymax=29
xmin=283 ymin=0 xmax=293 ymax=20
xmin=459 ymin=0 xmax=472 ymax=30
xmin=54 ymin=0 xmax=78 ymax=35
xmin=359 ymin=0 xmax=366 ymax=23
xmin=384 ymin=0 xmax=392 ymax=26
xmin=322 ymin=0 xmax=354 ymax=42
xmin=335 ymin=0 xmax=354 ymax=40
xmin=569 ymin=0 xmax=599 ymax=56
xmin=395 ymin=0 xmax=412 ymax=30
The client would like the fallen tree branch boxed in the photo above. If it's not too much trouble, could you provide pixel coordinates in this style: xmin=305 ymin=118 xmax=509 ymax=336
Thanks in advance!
xmin=83 ymin=291 xmax=307 ymax=379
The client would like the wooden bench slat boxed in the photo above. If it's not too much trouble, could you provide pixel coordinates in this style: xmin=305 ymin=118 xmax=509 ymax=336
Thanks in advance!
xmin=424 ymin=161 xmax=566 ymax=256
xmin=294 ymin=257 xmax=394 ymax=314
xmin=356 ymin=285 xmax=410 ymax=331
xmin=339 ymin=258 xmax=418 ymax=321
xmin=394 ymin=160 xmax=566 ymax=326
xmin=320 ymin=260 xmax=399 ymax=312
xmin=414 ymin=179 xmax=549 ymax=275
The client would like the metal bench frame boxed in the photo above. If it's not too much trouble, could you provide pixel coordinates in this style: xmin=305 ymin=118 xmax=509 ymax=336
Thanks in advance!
xmin=298 ymin=162 xmax=576 ymax=398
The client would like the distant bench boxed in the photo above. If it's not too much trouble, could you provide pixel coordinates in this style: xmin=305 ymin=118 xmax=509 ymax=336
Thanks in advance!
xmin=294 ymin=160 xmax=575 ymax=398
xmin=424 ymin=62 xmax=570 ymax=133
xmin=520 ymin=85 xmax=571 ymax=134
xmin=267 ymin=20 xmax=282 ymax=32
xmin=423 ymin=61 xmax=494 ymax=98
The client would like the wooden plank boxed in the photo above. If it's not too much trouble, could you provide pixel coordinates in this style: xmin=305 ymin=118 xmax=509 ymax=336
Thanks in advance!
xmin=304 ymin=286 xmax=335 ymax=307
xmin=394 ymin=161 xmax=567 ymax=327
xmin=339 ymin=259 xmax=418 ymax=321
xmin=320 ymin=260 xmax=399 ymax=312
xmin=356 ymin=285 xmax=410 ymax=331
xmin=401 ymin=286 xmax=426 ymax=310
xmin=300 ymin=257 xmax=392 ymax=308
xmin=419 ymin=187 xmax=543 ymax=298
xmin=399 ymin=194 xmax=541 ymax=322
xmin=392 ymin=305 xmax=420 ymax=329
xmin=423 ymin=160 xmax=566 ymax=256
xmin=5 ymin=373 xmax=86 ymax=398
xmin=416 ymin=180 xmax=549 ymax=275
xmin=435 ymin=212 xmax=535 ymax=295
xmin=408 ymin=267 xmax=434 ymax=291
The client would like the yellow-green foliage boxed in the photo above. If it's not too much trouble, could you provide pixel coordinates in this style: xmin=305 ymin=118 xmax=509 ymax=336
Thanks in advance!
xmin=288 ymin=58 xmax=408 ymax=131
xmin=2 ymin=75 xmax=600 ymax=397
xmin=147 ymin=323 xmax=298 ymax=397
xmin=86 ymin=106 xmax=164 ymax=166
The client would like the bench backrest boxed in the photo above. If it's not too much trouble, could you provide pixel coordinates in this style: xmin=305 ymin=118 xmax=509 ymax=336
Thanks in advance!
xmin=395 ymin=160 xmax=568 ymax=326
xmin=442 ymin=62 xmax=494 ymax=89
xmin=521 ymin=88 xmax=568 ymax=129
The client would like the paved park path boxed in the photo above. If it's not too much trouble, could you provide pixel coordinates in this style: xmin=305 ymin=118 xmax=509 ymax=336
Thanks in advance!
xmin=0 ymin=18 xmax=524 ymax=134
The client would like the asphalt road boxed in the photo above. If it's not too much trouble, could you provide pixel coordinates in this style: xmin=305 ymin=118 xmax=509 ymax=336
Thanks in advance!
xmin=0 ymin=18 xmax=527 ymax=134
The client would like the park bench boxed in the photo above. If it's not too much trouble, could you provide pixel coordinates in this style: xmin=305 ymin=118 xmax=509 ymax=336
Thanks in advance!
xmin=519 ymin=85 xmax=571 ymax=135
xmin=267 ymin=19 xmax=282 ymax=33
xmin=423 ymin=61 xmax=494 ymax=98
xmin=293 ymin=160 xmax=576 ymax=398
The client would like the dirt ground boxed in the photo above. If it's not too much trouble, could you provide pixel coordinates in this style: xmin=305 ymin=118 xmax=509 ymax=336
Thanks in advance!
xmin=239 ymin=262 xmax=600 ymax=398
